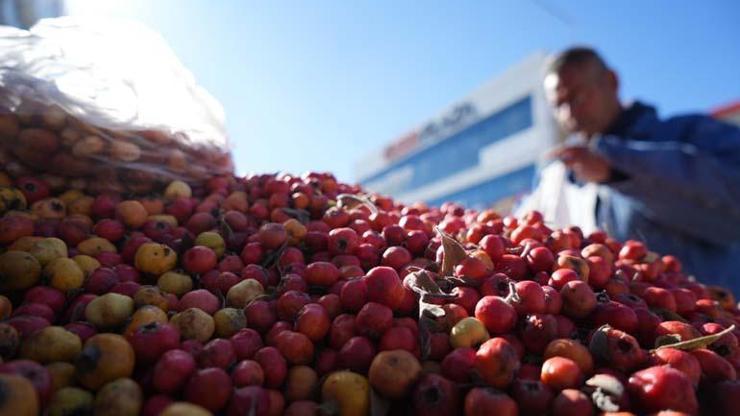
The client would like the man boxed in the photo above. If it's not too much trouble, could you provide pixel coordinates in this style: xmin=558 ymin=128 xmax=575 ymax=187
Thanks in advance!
xmin=544 ymin=46 xmax=740 ymax=295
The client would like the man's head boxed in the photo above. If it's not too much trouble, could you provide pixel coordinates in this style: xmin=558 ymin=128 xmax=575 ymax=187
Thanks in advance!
xmin=545 ymin=47 xmax=622 ymax=137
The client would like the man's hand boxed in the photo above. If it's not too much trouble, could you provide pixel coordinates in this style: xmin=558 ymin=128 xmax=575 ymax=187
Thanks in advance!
xmin=550 ymin=145 xmax=612 ymax=183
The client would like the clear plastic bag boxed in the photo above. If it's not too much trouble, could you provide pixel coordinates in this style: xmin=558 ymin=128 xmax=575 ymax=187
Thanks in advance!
xmin=515 ymin=160 xmax=599 ymax=234
xmin=0 ymin=17 xmax=233 ymax=194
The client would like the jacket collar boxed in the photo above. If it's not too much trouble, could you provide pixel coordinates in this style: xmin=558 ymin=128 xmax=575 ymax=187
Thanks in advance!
xmin=604 ymin=101 xmax=658 ymax=138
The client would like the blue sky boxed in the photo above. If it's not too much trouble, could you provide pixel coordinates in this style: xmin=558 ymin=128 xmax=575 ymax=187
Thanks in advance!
xmin=66 ymin=1 xmax=740 ymax=183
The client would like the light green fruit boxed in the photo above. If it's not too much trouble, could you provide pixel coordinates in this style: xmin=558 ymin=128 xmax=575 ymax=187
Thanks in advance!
xmin=213 ymin=307 xmax=247 ymax=338
xmin=0 ymin=186 xmax=27 ymax=214
xmin=47 ymin=387 xmax=94 ymax=416
xmin=161 ymin=402 xmax=212 ymax=416
xmin=135 ymin=243 xmax=177 ymax=275
xmin=93 ymin=378 xmax=142 ymax=416
xmin=0 ymin=250 xmax=41 ymax=290
xmin=195 ymin=231 xmax=226 ymax=258
xmin=29 ymin=237 xmax=67 ymax=266
xmin=450 ymin=317 xmax=490 ymax=348
xmin=20 ymin=326 xmax=82 ymax=363
xmin=226 ymin=279 xmax=264 ymax=308
xmin=85 ymin=293 xmax=134 ymax=330
xmin=170 ymin=308 xmax=215 ymax=343
xmin=164 ymin=180 xmax=192 ymax=200
xmin=46 ymin=257 xmax=84 ymax=292
xmin=157 ymin=271 xmax=193 ymax=297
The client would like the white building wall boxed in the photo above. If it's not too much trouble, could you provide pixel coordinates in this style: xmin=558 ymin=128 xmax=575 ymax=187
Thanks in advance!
xmin=356 ymin=51 xmax=559 ymax=207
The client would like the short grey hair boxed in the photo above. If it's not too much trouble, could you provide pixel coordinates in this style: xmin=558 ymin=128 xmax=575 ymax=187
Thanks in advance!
xmin=547 ymin=46 xmax=610 ymax=75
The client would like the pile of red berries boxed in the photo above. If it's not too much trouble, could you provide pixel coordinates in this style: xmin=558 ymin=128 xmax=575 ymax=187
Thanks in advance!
xmin=0 ymin=171 xmax=737 ymax=415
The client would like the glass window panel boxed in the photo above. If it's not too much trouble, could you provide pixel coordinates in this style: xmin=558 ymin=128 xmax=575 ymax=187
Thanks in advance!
xmin=362 ymin=95 xmax=533 ymax=193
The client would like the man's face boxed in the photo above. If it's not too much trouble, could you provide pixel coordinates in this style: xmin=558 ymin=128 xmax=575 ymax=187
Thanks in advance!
xmin=545 ymin=64 xmax=617 ymax=137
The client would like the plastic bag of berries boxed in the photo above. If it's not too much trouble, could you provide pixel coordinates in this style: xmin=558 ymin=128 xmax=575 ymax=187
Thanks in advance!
xmin=0 ymin=17 xmax=233 ymax=195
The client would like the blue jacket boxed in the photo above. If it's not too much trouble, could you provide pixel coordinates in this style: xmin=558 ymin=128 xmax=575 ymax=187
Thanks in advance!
xmin=589 ymin=102 xmax=740 ymax=295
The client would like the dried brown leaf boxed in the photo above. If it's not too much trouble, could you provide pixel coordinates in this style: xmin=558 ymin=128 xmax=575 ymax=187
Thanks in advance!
xmin=436 ymin=227 xmax=467 ymax=276
xmin=652 ymin=324 xmax=736 ymax=352
xmin=336 ymin=193 xmax=379 ymax=216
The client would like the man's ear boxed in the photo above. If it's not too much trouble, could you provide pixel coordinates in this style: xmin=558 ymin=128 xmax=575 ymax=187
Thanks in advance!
xmin=607 ymin=69 xmax=619 ymax=92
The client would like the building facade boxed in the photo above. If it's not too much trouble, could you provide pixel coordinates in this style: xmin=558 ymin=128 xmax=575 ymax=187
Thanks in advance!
xmin=0 ymin=0 xmax=63 ymax=29
xmin=713 ymin=101 xmax=740 ymax=126
xmin=355 ymin=52 xmax=559 ymax=211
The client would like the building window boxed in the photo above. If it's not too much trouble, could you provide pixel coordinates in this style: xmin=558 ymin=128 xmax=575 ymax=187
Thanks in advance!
xmin=362 ymin=94 xmax=533 ymax=193
xmin=427 ymin=164 xmax=536 ymax=210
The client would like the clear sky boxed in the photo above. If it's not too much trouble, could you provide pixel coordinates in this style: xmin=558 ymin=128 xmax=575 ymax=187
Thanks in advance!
xmin=65 ymin=0 xmax=740 ymax=183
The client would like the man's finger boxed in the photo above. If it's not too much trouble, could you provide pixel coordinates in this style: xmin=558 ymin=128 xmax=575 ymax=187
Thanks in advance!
xmin=552 ymin=146 xmax=584 ymax=163
xmin=543 ymin=147 xmax=562 ymax=161
xmin=546 ymin=145 xmax=574 ymax=160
